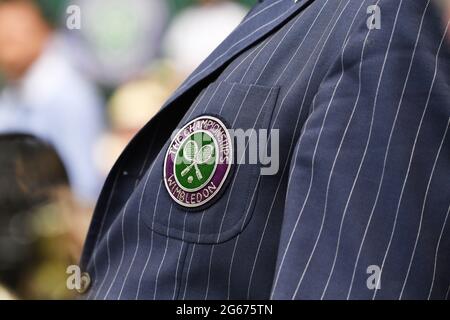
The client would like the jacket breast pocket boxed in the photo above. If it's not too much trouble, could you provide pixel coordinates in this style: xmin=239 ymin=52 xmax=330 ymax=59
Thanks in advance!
xmin=140 ymin=80 xmax=280 ymax=244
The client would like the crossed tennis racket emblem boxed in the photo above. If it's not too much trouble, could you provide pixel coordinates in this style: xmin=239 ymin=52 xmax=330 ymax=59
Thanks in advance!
xmin=181 ymin=140 xmax=215 ymax=183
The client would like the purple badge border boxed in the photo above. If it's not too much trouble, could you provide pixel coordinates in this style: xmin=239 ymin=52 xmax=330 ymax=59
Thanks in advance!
xmin=163 ymin=115 xmax=233 ymax=209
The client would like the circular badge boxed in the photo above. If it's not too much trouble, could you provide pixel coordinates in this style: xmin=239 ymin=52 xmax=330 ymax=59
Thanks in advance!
xmin=164 ymin=116 xmax=233 ymax=209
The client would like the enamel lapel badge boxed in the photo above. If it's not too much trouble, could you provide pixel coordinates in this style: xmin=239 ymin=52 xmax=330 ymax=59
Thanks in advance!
xmin=163 ymin=116 xmax=233 ymax=209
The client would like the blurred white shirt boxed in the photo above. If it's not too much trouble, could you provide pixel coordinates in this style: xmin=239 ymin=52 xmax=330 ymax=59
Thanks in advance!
xmin=0 ymin=35 xmax=105 ymax=204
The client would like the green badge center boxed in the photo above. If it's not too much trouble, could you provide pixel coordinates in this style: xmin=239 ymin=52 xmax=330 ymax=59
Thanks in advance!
xmin=174 ymin=131 xmax=218 ymax=191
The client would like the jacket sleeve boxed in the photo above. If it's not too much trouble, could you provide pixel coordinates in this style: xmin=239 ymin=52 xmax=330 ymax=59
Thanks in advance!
xmin=271 ymin=0 xmax=450 ymax=300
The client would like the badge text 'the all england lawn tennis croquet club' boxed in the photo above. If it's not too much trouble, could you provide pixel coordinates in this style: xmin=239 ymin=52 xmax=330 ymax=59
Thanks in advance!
xmin=163 ymin=116 xmax=233 ymax=209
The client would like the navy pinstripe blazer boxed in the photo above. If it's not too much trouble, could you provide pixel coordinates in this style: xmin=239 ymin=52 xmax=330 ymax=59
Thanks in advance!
xmin=81 ymin=0 xmax=450 ymax=300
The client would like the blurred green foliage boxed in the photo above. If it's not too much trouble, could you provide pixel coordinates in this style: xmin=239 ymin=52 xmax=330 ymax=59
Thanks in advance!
xmin=31 ymin=0 xmax=256 ymax=25
xmin=34 ymin=0 xmax=69 ymax=26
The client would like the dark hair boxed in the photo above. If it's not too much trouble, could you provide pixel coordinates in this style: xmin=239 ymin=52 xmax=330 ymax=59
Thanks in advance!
xmin=0 ymin=133 xmax=69 ymax=214
xmin=0 ymin=133 xmax=69 ymax=293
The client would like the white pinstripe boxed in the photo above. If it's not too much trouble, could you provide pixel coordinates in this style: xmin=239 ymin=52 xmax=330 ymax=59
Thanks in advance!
xmin=254 ymin=0 xmax=330 ymax=201
xmin=182 ymin=38 xmax=269 ymax=257
xmin=165 ymin=51 xmax=257 ymax=299
xmin=101 ymin=181 xmax=157 ymax=299
xmin=291 ymin=0 xmax=374 ymax=296
xmin=178 ymin=80 xmax=241 ymax=300
xmin=100 ymin=181 xmax=157 ymax=300
xmin=97 ymin=87 xmax=208 ymax=300
xmin=225 ymin=4 xmax=325 ymax=298
xmin=205 ymin=88 xmax=274 ymax=299
xmin=283 ymin=93 xmax=316 ymax=197
xmin=346 ymin=0 xmax=433 ymax=299
xmin=254 ymin=0 xmax=352 ymax=298
xmin=204 ymin=83 xmax=258 ymax=299
xmin=102 ymin=148 xmax=162 ymax=299
xmin=271 ymin=4 xmax=330 ymax=87
xmin=133 ymin=85 xmax=212 ymax=299
xmin=94 ymin=229 xmax=111 ymax=300
xmin=240 ymin=38 xmax=275 ymax=83
xmin=318 ymin=0 xmax=400 ymax=299
xmin=242 ymin=0 xmax=284 ymax=25
xmin=154 ymin=204 xmax=174 ymax=299
xmin=171 ymin=214 xmax=187 ymax=300
xmin=182 ymin=244 xmax=195 ymax=300
xmin=227 ymin=175 xmax=263 ymax=299
xmin=282 ymin=4 xmax=361 ymax=294
xmin=86 ymin=172 xmax=120 ymax=300
xmin=104 ymin=200 xmax=130 ymax=299
xmin=221 ymin=88 xmax=274 ymax=230
xmin=117 ymin=84 xmax=212 ymax=299
xmin=200 ymin=82 xmax=226 ymax=115
xmin=118 ymin=160 xmax=159 ymax=299
xmin=427 ymin=203 xmax=450 ymax=300
xmin=373 ymin=19 xmax=450 ymax=300
xmin=135 ymin=182 xmax=162 ymax=299
xmin=177 ymin=37 xmax=273 ymax=299
xmin=181 ymin=168 xmax=216 ymax=301
xmin=224 ymin=39 xmax=269 ymax=82
xmin=204 ymin=250 xmax=214 ymax=299
xmin=88 ymin=123 xmax=161 ymax=299
xmin=254 ymin=12 xmax=306 ymax=84
xmin=241 ymin=0 xmax=337 ymax=298
xmin=182 ymin=164 xmax=212 ymax=299
xmin=180 ymin=78 xmax=241 ymax=300
xmin=202 ymin=22 xmax=294 ymax=298
xmin=228 ymin=4 xmax=336 ymax=299
xmin=399 ymin=70 xmax=450 ymax=299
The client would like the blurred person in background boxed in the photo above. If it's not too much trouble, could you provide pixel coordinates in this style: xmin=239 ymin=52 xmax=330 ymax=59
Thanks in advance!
xmin=0 ymin=0 xmax=105 ymax=204
xmin=0 ymin=134 xmax=91 ymax=299
xmin=63 ymin=0 xmax=169 ymax=88
xmin=0 ymin=286 xmax=15 ymax=299
xmin=163 ymin=0 xmax=248 ymax=77
xmin=436 ymin=0 xmax=450 ymax=42
xmin=94 ymin=62 xmax=179 ymax=177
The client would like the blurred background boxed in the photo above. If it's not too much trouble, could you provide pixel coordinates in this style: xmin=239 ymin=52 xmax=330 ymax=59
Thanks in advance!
xmin=0 ymin=0 xmax=448 ymax=300
xmin=0 ymin=0 xmax=255 ymax=299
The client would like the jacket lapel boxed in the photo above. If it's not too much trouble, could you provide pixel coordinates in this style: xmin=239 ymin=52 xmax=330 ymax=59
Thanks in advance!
xmin=163 ymin=0 xmax=316 ymax=109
